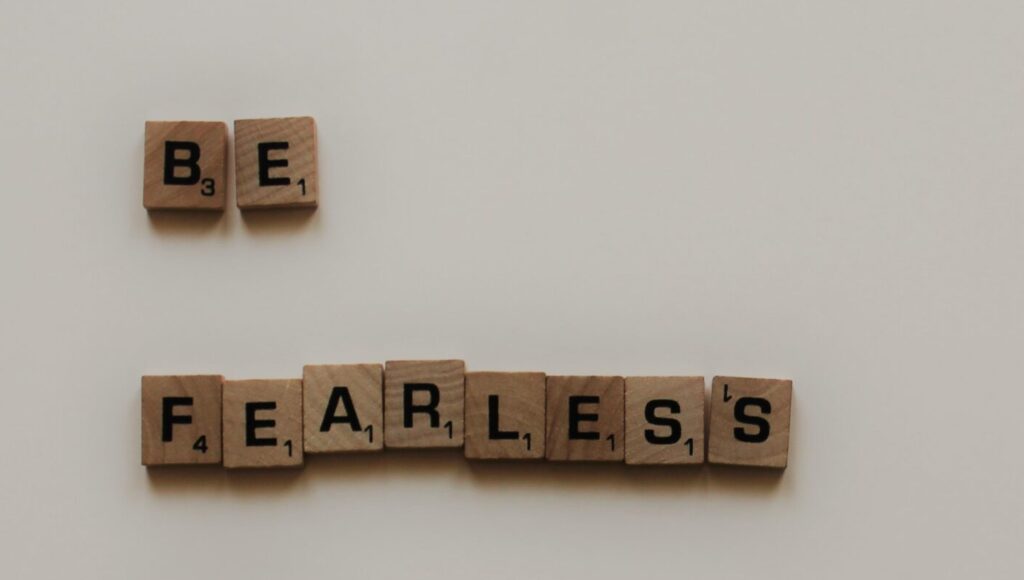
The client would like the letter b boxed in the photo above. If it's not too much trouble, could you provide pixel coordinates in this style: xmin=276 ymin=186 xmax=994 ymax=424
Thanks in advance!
xmin=163 ymin=141 xmax=201 ymax=185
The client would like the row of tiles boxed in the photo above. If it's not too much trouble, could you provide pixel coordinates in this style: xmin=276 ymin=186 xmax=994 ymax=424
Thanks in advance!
xmin=142 ymin=360 xmax=792 ymax=469
xmin=143 ymin=117 xmax=318 ymax=211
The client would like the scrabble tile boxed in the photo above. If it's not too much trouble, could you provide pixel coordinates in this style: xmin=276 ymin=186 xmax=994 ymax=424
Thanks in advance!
xmin=545 ymin=375 xmax=624 ymax=462
xmin=624 ymin=376 xmax=705 ymax=465
xmin=223 ymin=379 xmax=304 ymax=468
xmin=708 ymin=376 xmax=792 ymax=469
xmin=384 ymin=360 xmax=464 ymax=448
xmin=464 ymin=371 xmax=546 ymax=460
xmin=234 ymin=116 xmax=318 ymax=210
xmin=141 ymin=375 xmax=223 ymax=465
xmin=143 ymin=121 xmax=228 ymax=210
xmin=303 ymin=364 xmax=383 ymax=453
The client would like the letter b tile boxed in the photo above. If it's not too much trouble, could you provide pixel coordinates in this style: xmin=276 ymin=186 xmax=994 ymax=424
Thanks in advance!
xmin=143 ymin=121 xmax=227 ymax=210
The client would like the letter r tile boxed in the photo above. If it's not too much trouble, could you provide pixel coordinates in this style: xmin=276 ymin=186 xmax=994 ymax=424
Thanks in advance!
xmin=384 ymin=360 xmax=465 ymax=449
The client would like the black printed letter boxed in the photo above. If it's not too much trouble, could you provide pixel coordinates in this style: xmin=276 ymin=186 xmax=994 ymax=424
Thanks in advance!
xmin=404 ymin=383 xmax=440 ymax=428
xmin=568 ymin=395 xmax=600 ymax=440
xmin=161 ymin=397 xmax=193 ymax=442
xmin=734 ymin=397 xmax=771 ymax=443
xmin=163 ymin=141 xmax=201 ymax=185
xmin=320 ymin=386 xmax=363 ymax=432
xmin=258 ymin=142 xmax=290 ymax=186
xmin=245 ymin=401 xmax=278 ymax=446
xmin=644 ymin=399 xmax=681 ymax=445
xmin=487 ymin=395 xmax=518 ymax=440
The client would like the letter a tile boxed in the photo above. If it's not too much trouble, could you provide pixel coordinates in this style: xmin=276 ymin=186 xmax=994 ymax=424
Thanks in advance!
xmin=303 ymin=364 xmax=383 ymax=453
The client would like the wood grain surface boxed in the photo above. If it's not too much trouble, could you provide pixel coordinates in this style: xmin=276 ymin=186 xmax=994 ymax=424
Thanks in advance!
xmin=624 ymin=376 xmax=705 ymax=465
xmin=545 ymin=375 xmax=624 ymax=462
xmin=384 ymin=360 xmax=465 ymax=448
xmin=464 ymin=371 xmax=546 ymax=460
xmin=141 ymin=374 xmax=223 ymax=465
xmin=708 ymin=376 xmax=792 ymax=469
xmin=143 ymin=121 xmax=227 ymax=210
xmin=234 ymin=116 xmax=318 ymax=209
xmin=303 ymin=364 xmax=383 ymax=453
xmin=223 ymin=379 xmax=304 ymax=468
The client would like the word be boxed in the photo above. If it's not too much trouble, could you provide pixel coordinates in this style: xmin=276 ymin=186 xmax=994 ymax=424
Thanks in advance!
xmin=143 ymin=117 xmax=318 ymax=211
xmin=140 ymin=361 xmax=793 ymax=470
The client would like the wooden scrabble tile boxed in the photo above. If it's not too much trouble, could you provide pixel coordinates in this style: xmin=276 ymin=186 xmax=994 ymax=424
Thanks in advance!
xmin=223 ymin=379 xmax=304 ymax=468
xmin=234 ymin=117 xmax=318 ymax=209
xmin=624 ymin=376 xmax=705 ymax=465
xmin=141 ymin=375 xmax=223 ymax=465
xmin=384 ymin=360 xmax=464 ymax=448
xmin=464 ymin=371 xmax=546 ymax=460
xmin=545 ymin=375 xmax=624 ymax=462
xmin=143 ymin=121 xmax=228 ymax=210
xmin=303 ymin=364 xmax=383 ymax=453
xmin=708 ymin=376 xmax=792 ymax=469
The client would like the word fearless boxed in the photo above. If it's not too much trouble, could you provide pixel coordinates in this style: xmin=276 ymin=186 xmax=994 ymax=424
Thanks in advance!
xmin=141 ymin=361 xmax=793 ymax=470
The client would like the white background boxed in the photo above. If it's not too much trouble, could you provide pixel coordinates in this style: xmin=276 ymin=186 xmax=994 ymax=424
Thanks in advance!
xmin=1 ymin=1 xmax=1022 ymax=578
